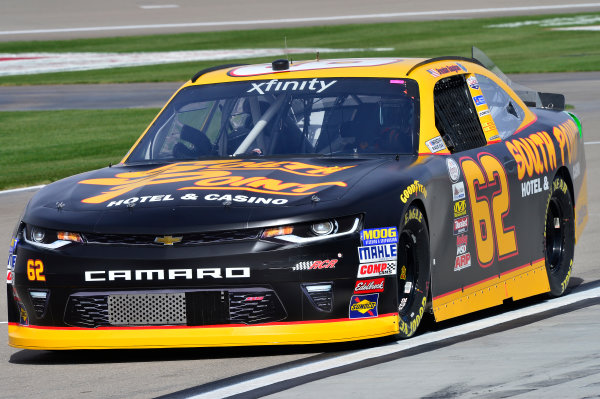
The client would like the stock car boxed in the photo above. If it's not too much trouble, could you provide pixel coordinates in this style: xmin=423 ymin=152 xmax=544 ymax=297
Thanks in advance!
xmin=7 ymin=52 xmax=588 ymax=349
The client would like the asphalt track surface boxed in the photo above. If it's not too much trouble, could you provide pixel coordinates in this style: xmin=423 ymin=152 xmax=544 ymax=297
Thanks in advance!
xmin=2 ymin=1 xmax=600 ymax=41
xmin=1 ymin=73 xmax=599 ymax=398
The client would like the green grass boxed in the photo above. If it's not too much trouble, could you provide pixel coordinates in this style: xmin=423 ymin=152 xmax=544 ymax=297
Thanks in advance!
xmin=1 ymin=11 xmax=600 ymax=85
xmin=0 ymin=109 xmax=158 ymax=189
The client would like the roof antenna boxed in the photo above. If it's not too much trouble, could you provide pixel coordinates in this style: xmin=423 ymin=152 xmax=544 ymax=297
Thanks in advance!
xmin=284 ymin=36 xmax=292 ymax=64
xmin=316 ymin=51 xmax=320 ymax=61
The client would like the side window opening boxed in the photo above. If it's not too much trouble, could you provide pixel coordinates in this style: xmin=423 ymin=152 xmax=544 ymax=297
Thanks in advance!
xmin=475 ymin=74 xmax=525 ymax=139
xmin=434 ymin=75 xmax=487 ymax=153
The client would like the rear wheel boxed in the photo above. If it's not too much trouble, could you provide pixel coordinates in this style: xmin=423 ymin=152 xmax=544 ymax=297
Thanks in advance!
xmin=397 ymin=206 xmax=430 ymax=338
xmin=544 ymin=176 xmax=575 ymax=297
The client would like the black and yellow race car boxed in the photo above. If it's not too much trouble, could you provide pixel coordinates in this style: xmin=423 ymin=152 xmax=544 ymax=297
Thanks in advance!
xmin=7 ymin=53 xmax=587 ymax=349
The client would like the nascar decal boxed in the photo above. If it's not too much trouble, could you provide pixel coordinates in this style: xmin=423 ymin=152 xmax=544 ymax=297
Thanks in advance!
xmin=349 ymin=294 xmax=379 ymax=319
xmin=357 ymin=244 xmax=397 ymax=263
xmin=354 ymin=278 xmax=385 ymax=294
xmin=361 ymin=227 xmax=397 ymax=246
xmin=292 ymin=259 xmax=338 ymax=271
xmin=425 ymin=136 xmax=446 ymax=153
xmin=78 ymin=160 xmax=355 ymax=204
xmin=228 ymin=59 xmax=402 ymax=77
xmin=357 ymin=261 xmax=397 ymax=278
xmin=400 ymin=180 xmax=427 ymax=203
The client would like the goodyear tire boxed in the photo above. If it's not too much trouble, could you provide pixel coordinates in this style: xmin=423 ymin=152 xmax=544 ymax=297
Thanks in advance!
xmin=544 ymin=176 xmax=575 ymax=297
xmin=396 ymin=206 xmax=430 ymax=339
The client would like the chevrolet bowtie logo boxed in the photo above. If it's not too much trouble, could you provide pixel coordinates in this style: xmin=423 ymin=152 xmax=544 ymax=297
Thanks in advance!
xmin=154 ymin=235 xmax=183 ymax=245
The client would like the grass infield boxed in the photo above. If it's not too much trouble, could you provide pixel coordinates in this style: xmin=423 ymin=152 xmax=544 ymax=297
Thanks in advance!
xmin=1 ymin=12 xmax=599 ymax=189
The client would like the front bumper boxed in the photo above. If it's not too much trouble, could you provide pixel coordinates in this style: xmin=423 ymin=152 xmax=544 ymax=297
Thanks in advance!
xmin=8 ymin=229 xmax=400 ymax=349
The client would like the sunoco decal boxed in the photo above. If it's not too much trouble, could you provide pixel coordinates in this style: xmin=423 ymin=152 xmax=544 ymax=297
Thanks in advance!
xmin=78 ymin=160 xmax=355 ymax=205
xmin=349 ymin=294 xmax=379 ymax=319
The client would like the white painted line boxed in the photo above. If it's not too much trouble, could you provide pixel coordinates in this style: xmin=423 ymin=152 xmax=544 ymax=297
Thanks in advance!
xmin=584 ymin=141 xmax=600 ymax=145
xmin=139 ymin=5 xmax=180 ymax=9
xmin=190 ymin=286 xmax=600 ymax=399
xmin=554 ymin=25 xmax=600 ymax=31
xmin=0 ymin=185 xmax=45 ymax=195
xmin=0 ymin=321 xmax=7 ymax=324
xmin=1 ymin=4 xmax=600 ymax=36
xmin=0 ymin=49 xmax=394 ymax=76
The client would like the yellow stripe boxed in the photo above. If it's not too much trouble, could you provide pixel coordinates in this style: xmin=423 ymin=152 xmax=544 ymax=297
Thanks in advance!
xmin=8 ymin=315 xmax=399 ymax=350
xmin=432 ymin=260 xmax=550 ymax=322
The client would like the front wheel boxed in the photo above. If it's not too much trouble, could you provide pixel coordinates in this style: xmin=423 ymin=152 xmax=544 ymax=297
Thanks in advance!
xmin=396 ymin=206 xmax=430 ymax=339
xmin=544 ymin=176 xmax=575 ymax=297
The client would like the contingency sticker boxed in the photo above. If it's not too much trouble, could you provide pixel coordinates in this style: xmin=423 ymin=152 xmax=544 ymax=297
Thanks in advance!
xmin=357 ymin=244 xmax=397 ymax=263
xmin=349 ymin=294 xmax=379 ymax=319
xmin=360 ymin=227 xmax=398 ymax=246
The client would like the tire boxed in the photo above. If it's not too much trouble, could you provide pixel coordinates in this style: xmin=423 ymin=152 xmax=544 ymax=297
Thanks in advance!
xmin=396 ymin=206 xmax=430 ymax=338
xmin=544 ymin=176 xmax=575 ymax=297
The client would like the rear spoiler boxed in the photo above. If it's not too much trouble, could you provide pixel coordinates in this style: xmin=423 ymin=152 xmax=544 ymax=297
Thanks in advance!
xmin=472 ymin=47 xmax=565 ymax=110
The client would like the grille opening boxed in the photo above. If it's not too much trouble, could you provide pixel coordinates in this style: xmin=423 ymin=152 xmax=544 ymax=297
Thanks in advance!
xmin=302 ymin=283 xmax=334 ymax=312
xmin=28 ymin=290 xmax=50 ymax=318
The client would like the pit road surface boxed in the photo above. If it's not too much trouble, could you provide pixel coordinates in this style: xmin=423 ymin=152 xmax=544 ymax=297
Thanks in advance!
xmin=1 ymin=73 xmax=599 ymax=398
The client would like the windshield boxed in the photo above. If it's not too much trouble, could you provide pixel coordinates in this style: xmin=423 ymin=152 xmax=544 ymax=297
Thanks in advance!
xmin=126 ymin=78 xmax=419 ymax=163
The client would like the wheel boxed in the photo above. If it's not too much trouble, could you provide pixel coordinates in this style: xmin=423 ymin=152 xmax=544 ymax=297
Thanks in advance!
xmin=544 ymin=176 xmax=575 ymax=297
xmin=396 ymin=206 xmax=430 ymax=338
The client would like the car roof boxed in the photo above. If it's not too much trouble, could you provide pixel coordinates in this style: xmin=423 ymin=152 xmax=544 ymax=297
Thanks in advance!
xmin=187 ymin=57 xmax=490 ymax=85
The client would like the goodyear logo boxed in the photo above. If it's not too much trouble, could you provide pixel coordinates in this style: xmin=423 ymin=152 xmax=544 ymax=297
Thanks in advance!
xmin=361 ymin=227 xmax=397 ymax=246
xmin=454 ymin=200 xmax=467 ymax=217
xmin=349 ymin=294 xmax=379 ymax=319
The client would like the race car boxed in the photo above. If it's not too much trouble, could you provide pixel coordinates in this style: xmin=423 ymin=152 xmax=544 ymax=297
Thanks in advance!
xmin=7 ymin=52 xmax=587 ymax=349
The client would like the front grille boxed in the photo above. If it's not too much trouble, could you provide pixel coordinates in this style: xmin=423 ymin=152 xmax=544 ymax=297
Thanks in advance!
xmin=65 ymin=295 xmax=109 ymax=328
xmin=83 ymin=229 xmax=261 ymax=246
xmin=64 ymin=289 xmax=286 ymax=328
xmin=108 ymin=293 xmax=187 ymax=325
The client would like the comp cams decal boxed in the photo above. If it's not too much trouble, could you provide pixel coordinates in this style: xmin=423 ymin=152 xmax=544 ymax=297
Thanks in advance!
xmin=357 ymin=261 xmax=397 ymax=278
xmin=349 ymin=294 xmax=379 ymax=319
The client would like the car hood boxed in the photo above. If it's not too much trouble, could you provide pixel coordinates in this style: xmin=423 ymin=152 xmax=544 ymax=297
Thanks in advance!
xmin=24 ymin=158 xmax=398 ymax=233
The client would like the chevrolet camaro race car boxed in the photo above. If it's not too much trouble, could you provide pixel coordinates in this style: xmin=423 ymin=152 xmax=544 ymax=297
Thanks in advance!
xmin=7 ymin=53 xmax=588 ymax=350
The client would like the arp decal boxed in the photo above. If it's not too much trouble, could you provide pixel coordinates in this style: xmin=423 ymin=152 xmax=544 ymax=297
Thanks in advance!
xmin=247 ymin=79 xmax=337 ymax=94
xmin=354 ymin=278 xmax=385 ymax=294
xmin=78 ymin=160 xmax=355 ymax=204
xmin=454 ymin=252 xmax=471 ymax=271
xmin=460 ymin=153 xmax=518 ymax=268
xmin=349 ymin=294 xmax=379 ymax=319
xmin=292 ymin=259 xmax=338 ymax=271
xmin=400 ymin=180 xmax=427 ymax=203
xmin=357 ymin=244 xmax=397 ymax=263
xmin=357 ymin=261 xmax=397 ymax=278
xmin=361 ymin=227 xmax=398 ymax=246
xmin=26 ymin=259 xmax=46 ymax=282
